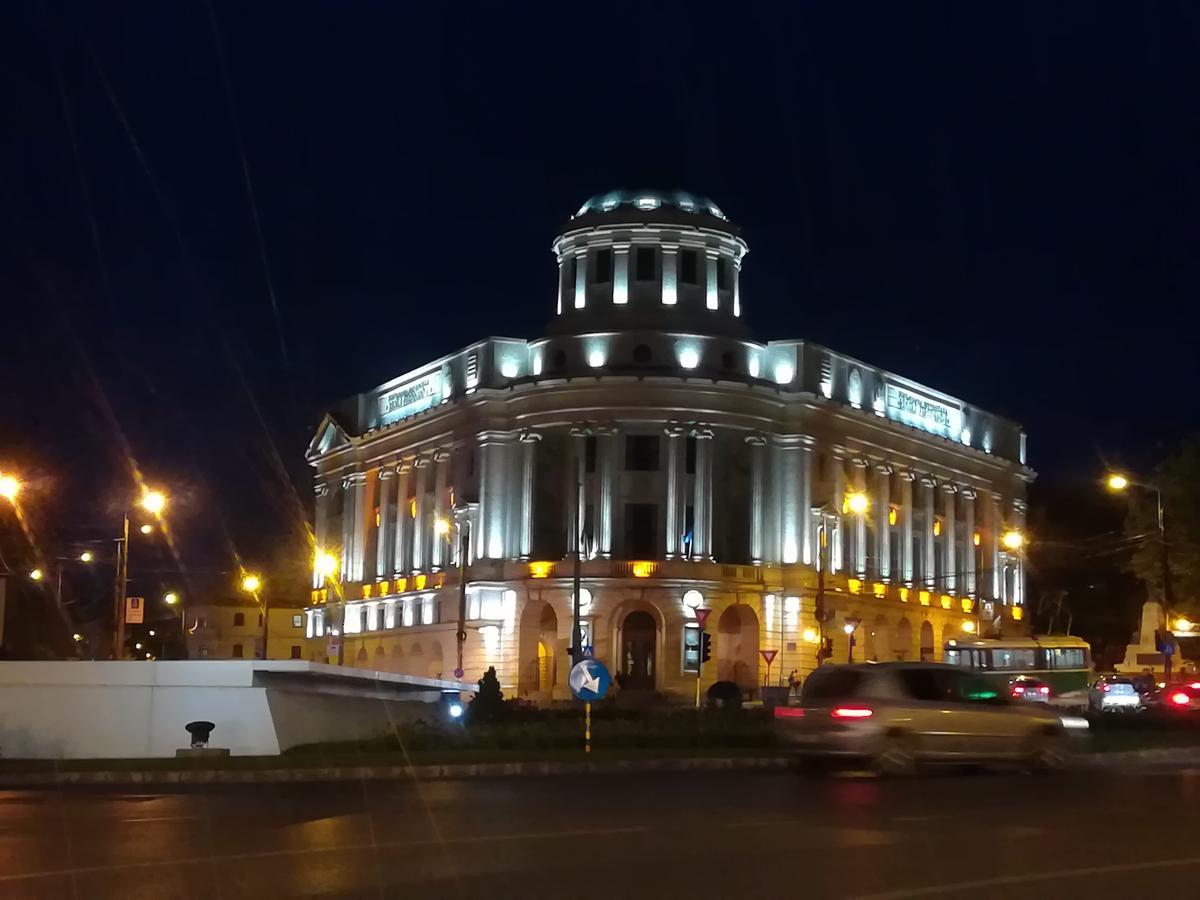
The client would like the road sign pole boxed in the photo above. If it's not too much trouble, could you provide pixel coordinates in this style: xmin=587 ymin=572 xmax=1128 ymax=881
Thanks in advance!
xmin=584 ymin=702 xmax=591 ymax=754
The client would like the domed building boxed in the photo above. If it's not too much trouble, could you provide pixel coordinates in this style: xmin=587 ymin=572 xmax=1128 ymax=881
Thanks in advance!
xmin=305 ymin=190 xmax=1033 ymax=699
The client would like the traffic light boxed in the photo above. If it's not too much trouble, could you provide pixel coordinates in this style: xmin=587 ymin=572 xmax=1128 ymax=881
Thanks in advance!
xmin=700 ymin=632 xmax=712 ymax=664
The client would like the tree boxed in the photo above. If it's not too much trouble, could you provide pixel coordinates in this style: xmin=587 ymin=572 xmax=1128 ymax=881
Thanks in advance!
xmin=1125 ymin=436 xmax=1200 ymax=616
xmin=468 ymin=666 xmax=505 ymax=723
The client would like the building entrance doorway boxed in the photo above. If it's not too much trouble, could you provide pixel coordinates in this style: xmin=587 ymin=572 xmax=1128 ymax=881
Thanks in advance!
xmin=620 ymin=610 xmax=656 ymax=690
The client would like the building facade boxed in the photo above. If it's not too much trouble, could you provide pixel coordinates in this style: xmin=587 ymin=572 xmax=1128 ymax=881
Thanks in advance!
xmin=185 ymin=599 xmax=308 ymax=662
xmin=306 ymin=189 xmax=1033 ymax=699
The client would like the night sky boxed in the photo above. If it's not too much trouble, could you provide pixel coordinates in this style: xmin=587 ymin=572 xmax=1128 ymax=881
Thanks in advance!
xmin=4 ymin=2 xmax=1198 ymax=599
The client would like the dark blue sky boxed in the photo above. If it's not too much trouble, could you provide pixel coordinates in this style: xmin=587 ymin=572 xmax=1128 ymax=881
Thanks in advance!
xmin=4 ymin=1 xmax=1198 ymax=575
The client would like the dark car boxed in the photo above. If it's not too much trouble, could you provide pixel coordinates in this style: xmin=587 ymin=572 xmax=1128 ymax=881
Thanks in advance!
xmin=1009 ymin=676 xmax=1052 ymax=702
xmin=1152 ymin=682 xmax=1200 ymax=713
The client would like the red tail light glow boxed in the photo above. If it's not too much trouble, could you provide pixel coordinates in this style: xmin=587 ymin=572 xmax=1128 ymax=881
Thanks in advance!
xmin=1102 ymin=684 xmax=1111 ymax=692
xmin=774 ymin=707 xmax=805 ymax=719
xmin=1170 ymin=692 xmax=1190 ymax=706
xmin=1039 ymin=686 xmax=1050 ymax=695
xmin=831 ymin=706 xmax=874 ymax=719
xmin=1011 ymin=685 xmax=1025 ymax=694
xmin=1189 ymin=682 xmax=1200 ymax=690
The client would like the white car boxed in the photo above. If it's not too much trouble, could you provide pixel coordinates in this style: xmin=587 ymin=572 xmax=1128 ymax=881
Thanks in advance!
xmin=1088 ymin=676 xmax=1143 ymax=712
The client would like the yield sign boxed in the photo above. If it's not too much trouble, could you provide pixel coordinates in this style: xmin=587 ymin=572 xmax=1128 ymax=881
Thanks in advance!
xmin=694 ymin=607 xmax=711 ymax=628
xmin=759 ymin=649 xmax=778 ymax=665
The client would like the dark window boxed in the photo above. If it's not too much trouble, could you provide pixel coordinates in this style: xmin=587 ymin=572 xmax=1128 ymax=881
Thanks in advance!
xmin=680 ymin=249 xmax=699 ymax=285
xmin=717 ymin=257 xmax=733 ymax=290
xmin=685 ymin=436 xmax=697 ymax=474
xmin=292 ymin=614 xmax=303 ymax=628
xmin=633 ymin=344 xmax=652 ymax=364
xmin=551 ymin=349 xmax=567 ymax=371
xmin=233 ymin=613 xmax=245 ymax=627
xmin=290 ymin=645 xmax=302 ymax=660
xmin=565 ymin=258 xmax=577 ymax=298
xmin=635 ymin=247 xmax=656 ymax=281
xmin=361 ymin=608 xmax=369 ymax=631
xmin=591 ymin=249 xmax=613 ymax=283
xmin=625 ymin=435 xmax=660 ymax=471
xmin=896 ymin=667 xmax=945 ymax=702
xmin=684 ymin=506 xmax=695 ymax=549
xmin=625 ymin=503 xmax=657 ymax=557
xmin=583 ymin=504 xmax=595 ymax=551
xmin=232 ymin=643 xmax=244 ymax=659
xmin=801 ymin=668 xmax=864 ymax=700
xmin=720 ymin=350 xmax=735 ymax=371
xmin=585 ymin=435 xmax=597 ymax=473
xmin=258 ymin=614 xmax=264 ymax=628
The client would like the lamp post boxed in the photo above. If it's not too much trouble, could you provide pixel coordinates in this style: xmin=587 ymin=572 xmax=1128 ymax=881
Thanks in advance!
xmin=113 ymin=487 xmax=168 ymax=660
xmin=241 ymin=573 xmax=265 ymax=658
xmin=1106 ymin=473 xmax=1172 ymax=612
xmin=446 ymin=506 xmax=471 ymax=680
xmin=814 ymin=492 xmax=869 ymax=670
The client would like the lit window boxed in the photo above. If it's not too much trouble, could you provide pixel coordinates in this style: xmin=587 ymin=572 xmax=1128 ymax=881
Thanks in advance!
xmin=500 ymin=359 xmax=519 ymax=379
xmin=773 ymin=362 xmax=794 ymax=385
xmin=677 ymin=345 xmax=700 ymax=370
xmin=531 ymin=353 xmax=543 ymax=376
xmin=635 ymin=196 xmax=660 ymax=210
xmin=587 ymin=348 xmax=606 ymax=368
xmin=748 ymin=354 xmax=761 ymax=378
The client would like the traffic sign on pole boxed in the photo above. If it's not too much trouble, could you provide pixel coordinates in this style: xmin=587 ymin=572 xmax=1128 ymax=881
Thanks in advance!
xmin=759 ymin=649 xmax=778 ymax=666
xmin=125 ymin=596 xmax=144 ymax=625
xmin=568 ymin=658 xmax=611 ymax=701
xmin=694 ymin=607 xmax=711 ymax=628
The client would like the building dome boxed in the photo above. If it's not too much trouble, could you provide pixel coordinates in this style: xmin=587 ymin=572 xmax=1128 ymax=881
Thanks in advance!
xmin=574 ymin=189 xmax=729 ymax=222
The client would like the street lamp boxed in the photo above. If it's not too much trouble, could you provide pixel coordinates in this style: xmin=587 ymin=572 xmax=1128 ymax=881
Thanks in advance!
xmin=241 ymin=573 xmax=263 ymax=594
xmin=79 ymin=550 xmax=94 ymax=563
xmin=1104 ymin=470 xmax=1173 ymax=615
xmin=139 ymin=489 xmax=167 ymax=516
xmin=845 ymin=491 xmax=870 ymax=516
xmin=1001 ymin=530 xmax=1025 ymax=551
xmin=314 ymin=549 xmax=339 ymax=580
xmin=114 ymin=484 xmax=169 ymax=659
xmin=1106 ymin=473 xmax=1130 ymax=492
xmin=163 ymin=591 xmax=180 ymax=606
xmin=0 ymin=473 xmax=21 ymax=502
xmin=29 ymin=568 xmax=44 ymax=581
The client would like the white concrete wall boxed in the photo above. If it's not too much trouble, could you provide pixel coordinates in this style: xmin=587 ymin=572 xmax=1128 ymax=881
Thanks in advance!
xmin=0 ymin=661 xmax=467 ymax=760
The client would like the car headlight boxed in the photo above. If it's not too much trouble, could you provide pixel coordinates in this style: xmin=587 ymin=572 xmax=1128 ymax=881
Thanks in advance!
xmin=1059 ymin=716 xmax=1089 ymax=731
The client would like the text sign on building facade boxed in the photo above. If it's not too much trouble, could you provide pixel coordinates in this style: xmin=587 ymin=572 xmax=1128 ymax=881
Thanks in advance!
xmin=377 ymin=370 xmax=444 ymax=426
xmin=884 ymin=384 xmax=963 ymax=441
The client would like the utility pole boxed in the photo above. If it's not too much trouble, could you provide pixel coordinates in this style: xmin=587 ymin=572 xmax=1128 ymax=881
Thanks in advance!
xmin=570 ymin=473 xmax=583 ymax=667
xmin=455 ymin=506 xmax=470 ymax=678
xmin=112 ymin=512 xmax=129 ymax=660
xmin=815 ymin=516 xmax=828 ymax=670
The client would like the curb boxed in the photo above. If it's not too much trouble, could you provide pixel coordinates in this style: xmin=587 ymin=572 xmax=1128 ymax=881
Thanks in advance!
xmin=1079 ymin=747 xmax=1200 ymax=767
xmin=0 ymin=755 xmax=790 ymax=788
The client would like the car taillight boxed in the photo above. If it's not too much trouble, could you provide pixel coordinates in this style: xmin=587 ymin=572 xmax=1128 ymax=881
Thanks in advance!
xmin=1171 ymin=692 xmax=1190 ymax=706
xmin=1012 ymin=685 xmax=1025 ymax=694
xmin=774 ymin=707 xmax=805 ymax=719
xmin=1102 ymin=684 xmax=1111 ymax=692
xmin=1190 ymin=682 xmax=1200 ymax=690
xmin=1039 ymin=686 xmax=1050 ymax=695
xmin=831 ymin=706 xmax=874 ymax=719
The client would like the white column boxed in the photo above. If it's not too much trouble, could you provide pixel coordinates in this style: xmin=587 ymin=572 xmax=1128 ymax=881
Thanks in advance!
xmin=705 ymin=249 xmax=719 ymax=310
xmin=775 ymin=435 xmax=806 ymax=565
xmin=567 ymin=425 xmax=588 ymax=555
xmin=961 ymin=488 xmax=977 ymax=596
xmin=732 ymin=257 xmax=742 ymax=317
xmin=920 ymin=476 xmax=936 ymax=588
xmin=478 ymin=433 xmax=512 ymax=560
xmin=375 ymin=467 xmax=394 ymax=580
xmin=852 ymin=458 xmax=868 ymax=578
xmin=340 ymin=474 xmax=357 ymax=580
xmin=746 ymin=434 xmax=766 ymax=564
xmin=313 ymin=482 xmax=330 ymax=588
xmin=899 ymin=471 xmax=915 ymax=585
xmin=431 ymin=450 xmax=450 ymax=569
xmin=830 ymin=450 xmax=845 ymax=572
xmin=988 ymin=492 xmax=1002 ymax=600
xmin=692 ymin=426 xmax=714 ymax=559
xmin=392 ymin=461 xmax=412 ymax=576
xmin=874 ymin=465 xmax=892 ymax=581
xmin=351 ymin=472 xmax=369 ymax=583
xmin=519 ymin=430 xmax=540 ymax=559
xmin=943 ymin=484 xmax=957 ymax=592
xmin=555 ymin=253 xmax=564 ymax=315
xmin=613 ymin=243 xmax=630 ymax=305
xmin=1012 ymin=498 xmax=1026 ymax=607
xmin=664 ymin=424 xmax=685 ymax=558
xmin=573 ymin=246 xmax=587 ymax=309
xmin=661 ymin=244 xmax=678 ymax=305
xmin=411 ymin=457 xmax=430 ymax=572
xmin=597 ymin=424 xmax=616 ymax=558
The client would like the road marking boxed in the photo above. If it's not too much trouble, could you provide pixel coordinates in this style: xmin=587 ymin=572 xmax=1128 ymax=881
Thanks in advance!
xmin=120 ymin=815 xmax=201 ymax=823
xmin=0 ymin=824 xmax=649 ymax=884
xmin=853 ymin=857 xmax=1200 ymax=899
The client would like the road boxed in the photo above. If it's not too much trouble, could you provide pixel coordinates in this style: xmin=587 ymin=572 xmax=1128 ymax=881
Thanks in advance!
xmin=3 ymin=767 xmax=1200 ymax=899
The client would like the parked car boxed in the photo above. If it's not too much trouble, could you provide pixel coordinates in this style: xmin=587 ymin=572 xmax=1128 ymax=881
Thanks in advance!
xmin=1088 ymin=675 xmax=1145 ymax=712
xmin=1009 ymin=676 xmax=1052 ymax=702
xmin=773 ymin=662 xmax=1087 ymax=775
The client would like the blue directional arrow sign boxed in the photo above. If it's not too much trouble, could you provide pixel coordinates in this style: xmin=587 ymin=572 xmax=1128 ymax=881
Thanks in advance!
xmin=568 ymin=658 xmax=611 ymax=701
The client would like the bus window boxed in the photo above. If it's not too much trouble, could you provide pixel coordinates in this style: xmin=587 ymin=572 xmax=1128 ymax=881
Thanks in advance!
xmin=993 ymin=649 xmax=1035 ymax=669
xmin=944 ymin=649 xmax=961 ymax=666
xmin=1051 ymin=648 xmax=1085 ymax=668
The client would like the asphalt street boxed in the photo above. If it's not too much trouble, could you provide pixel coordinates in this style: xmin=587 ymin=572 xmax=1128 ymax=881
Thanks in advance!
xmin=2 ymin=767 xmax=1200 ymax=900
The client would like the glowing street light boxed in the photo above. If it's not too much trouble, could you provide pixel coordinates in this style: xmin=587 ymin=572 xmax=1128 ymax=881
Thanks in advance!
xmin=29 ymin=568 xmax=44 ymax=581
xmin=0 ymin=474 xmax=21 ymax=502
xmin=139 ymin=523 xmax=153 ymax=535
xmin=844 ymin=491 xmax=870 ymax=516
xmin=314 ymin=549 xmax=339 ymax=579
xmin=241 ymin=573 xmax=263 ymax=594
xmin=1106 ymin=473 xmax=1130 ymax=492
xmin=434 ymin=517 xmax=452 ymax=536
xmin=1176 ymin=618 xmax=1194 ymax=634
xmin=1001 ymin=530 xmax=1025 ymax=551
xmin=79 ymin=551 xmax=94 ymax=563
xmin=72 ymin=633 xmax=83 ymax=642
xmin=135 ymin=642 xmax=142 ymax=650
xmin=163 ymin=591 xmax=180 ymax=606
xmin=961 ymin=620 xmax=977 ymax=633
xmin=139 ymin=489 xmax=167 ymax=516
xmin=148 ymin=629 xmax=156 ymax=637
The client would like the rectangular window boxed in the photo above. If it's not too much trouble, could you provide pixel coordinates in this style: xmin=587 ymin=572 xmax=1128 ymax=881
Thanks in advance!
xmin=314 ymin=610 xmax=325 ymax=637
xmin=591 ymin=248 xmax=613 ymax=283
xmin=361 ymin=607 xmax=370 ymax=632
xmin=292 ymin=614 xmax=303 ymax=628
xmin=991 ymin=648 xmax=1036 ymax=669
xmin=565 ymin=258 xmax=577 ymax=300
xmin=232 ymin=644 xmax=244 ymax=659
xmin=290 ymin=645 xmax=302 ymax=659
xmin=680 ymin=249 xmax=699 ymax=285
xmin=585 ymin=435 xmax=597 ymax=473
xmin=685 ymin=436 xmax=697 ymax=474
xmin=258 ymin=614 xmax=264 ymax=628
xmin=625 ymin=503 xmax=657 ymax=557
xmin=625 ymin=435 xmax=660 ymax=471
xmin=635 ymin=247 xmax=656 ymax=281
xmin=717 ymin=257 xmax=732 ymax=291
xmin=421 ymin=596 xmax=436 ymax=625
xmin=233 ymin=613 xmax=245 ymax=627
